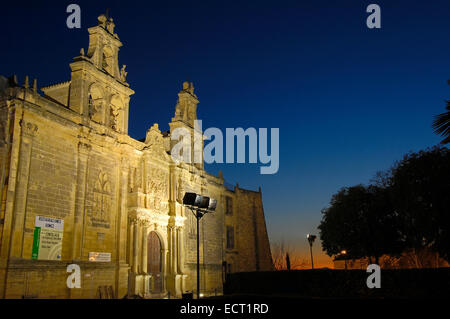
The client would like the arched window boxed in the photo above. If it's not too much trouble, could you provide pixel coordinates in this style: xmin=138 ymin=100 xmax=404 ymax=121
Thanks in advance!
xmin=102 ymin=53 xmax=108 ymax=69
xmin=88 ymin=94 xmax=94 ymax=117
xmin=88 ymin=85 xmax=104 ymax=123
xmin=110 ymin=95 xmax=123 ymax=131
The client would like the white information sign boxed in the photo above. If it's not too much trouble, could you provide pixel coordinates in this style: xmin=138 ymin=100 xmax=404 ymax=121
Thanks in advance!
xmin=88 ymin=252 xmax=111 ymax=262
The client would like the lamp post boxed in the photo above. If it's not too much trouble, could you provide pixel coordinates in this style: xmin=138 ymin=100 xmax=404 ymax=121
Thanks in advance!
xmin=341 ymin=250 xmax=347 ymax=270
xmin=307 ymin=234 xmax=316 ymax=269
xmin=182 ymin=192 xmax=217 ymax=299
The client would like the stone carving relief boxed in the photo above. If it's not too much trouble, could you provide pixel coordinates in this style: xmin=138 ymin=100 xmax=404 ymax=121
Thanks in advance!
xmin=145 ymin=167 xmax=168 ymax=211
xmin=90 ymin=170 xmax=112 ymax=228
xmin=177 ymin=175 xmax=185 ymax=203
xmin=21 ymin=120 xmax=38 ymax=137
xmin=130 ymin=162 xmax=143 ymax=192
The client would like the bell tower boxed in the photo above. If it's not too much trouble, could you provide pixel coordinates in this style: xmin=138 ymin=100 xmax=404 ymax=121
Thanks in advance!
xmin=171 ymin=81 xmax=199 ymax=127
xmin=68 ymin=14 xmax=134 ymax=134
xmin=169 ymin=81 xmax=204 ymax=169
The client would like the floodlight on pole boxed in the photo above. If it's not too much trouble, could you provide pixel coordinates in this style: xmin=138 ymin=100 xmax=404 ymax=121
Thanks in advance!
xmin=307 ymin=234 xmax=317 ymax=269
xmin=182 ymin=192 xmax=216 ymax=299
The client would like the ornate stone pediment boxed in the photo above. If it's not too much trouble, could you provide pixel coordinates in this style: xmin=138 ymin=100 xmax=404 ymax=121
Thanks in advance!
xmin=129 ymin=208 xmax=170 ymax=227
xmin=144 ymin=123 xmax=170 ymax=161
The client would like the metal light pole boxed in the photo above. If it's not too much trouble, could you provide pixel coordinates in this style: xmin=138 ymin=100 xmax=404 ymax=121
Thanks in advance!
xmin=195 ymin=209 xmax=202 ymax=299
xmin=341 ymin=250 xmax=347 ymax=270
xmin=183 ymin=193 xmax=217 ymax=299
xmin=307 ymin=234 xmax=317 ymax=269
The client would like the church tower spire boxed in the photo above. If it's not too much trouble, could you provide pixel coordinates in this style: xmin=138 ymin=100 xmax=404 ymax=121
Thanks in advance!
xmin=169 ymin=81 xmax=204 ymax=169
xmin=171 ymin=81 xmax=198 ymax=128
xmin=68 ymin=14 xmax=134 ymax=134
xmin=85 ymin=14 xmax=122 ymax=79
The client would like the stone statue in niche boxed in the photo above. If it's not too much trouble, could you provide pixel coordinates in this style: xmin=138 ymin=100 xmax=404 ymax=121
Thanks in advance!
xmin=110 ymin=106 xmax=120 ymax=131
xmin=177 ymin=177 xmax=184 ymax=203
xmin=109 ymin=95 xmax=124 ymax=131
xmin=106 ymin=17 xmax=115 ymax=34
xmin=88 ymin=95 xmax=104 ymax=123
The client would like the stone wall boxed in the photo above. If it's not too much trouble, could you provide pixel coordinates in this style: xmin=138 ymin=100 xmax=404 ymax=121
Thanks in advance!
xmin=0 ymin=14 xmax=274 ymax=299
xmin=0 ymin=86 xmax=273 ymax=299
xmin=5 ymin=259 xmax=117 ymax=298
xmin=0 ymin=52 xmax=273 ymax=300
xmin=0 ymin=92 xmax=132 ymax=298
xmin=225 ymin=186 xmax=273 ymax=273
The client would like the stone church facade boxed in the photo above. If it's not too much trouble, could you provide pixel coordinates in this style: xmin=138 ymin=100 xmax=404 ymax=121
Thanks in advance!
xmin=0 ymin=15 xmax=272 ymax=298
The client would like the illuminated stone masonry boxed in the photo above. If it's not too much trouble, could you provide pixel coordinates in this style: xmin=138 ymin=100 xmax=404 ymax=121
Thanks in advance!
xmin=0 ymin=14 xmax=273 ymax=299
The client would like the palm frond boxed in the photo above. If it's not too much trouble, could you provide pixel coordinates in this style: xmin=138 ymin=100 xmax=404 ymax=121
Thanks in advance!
xmin=431 ymin=82 xmax=449 ymax=144
xmin=432 ymin=111 xmax=450 ymax=133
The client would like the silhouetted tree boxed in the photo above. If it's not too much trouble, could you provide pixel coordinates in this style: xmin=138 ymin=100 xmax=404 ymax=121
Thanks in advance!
xmin=271 ymin=240 xmax=309 ymax=270
xmin=319 ymin=185 xmax=403 ymax=264
xmin=388 ymin=146 xmax=450 ymax=263
xmin=432 ymin=80 xmax=450 ymax=144
xmin=271 ymin=240 xmax=288 ymax=270
xmin=320 ymin=146 xmax=450 ymax=265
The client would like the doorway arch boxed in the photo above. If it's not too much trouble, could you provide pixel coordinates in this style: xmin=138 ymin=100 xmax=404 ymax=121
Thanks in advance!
xmin=147 ymin=231 xmax=163 ymax=293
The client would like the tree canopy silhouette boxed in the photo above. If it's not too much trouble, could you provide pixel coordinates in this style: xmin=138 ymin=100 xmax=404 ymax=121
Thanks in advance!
xmin=318 ymin=185 xmax=403 ymax=264
xmin=389 ymin=146 xmax=450 ymax=262
xmin=319 ymin=146 xmax=450 ymax=263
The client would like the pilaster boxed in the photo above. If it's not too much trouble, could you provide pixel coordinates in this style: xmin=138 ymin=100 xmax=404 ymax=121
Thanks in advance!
xmin=10 ymin=120 xmax=37 ymax=258
xmin=72 ymin=141 xmax=91 ymax=260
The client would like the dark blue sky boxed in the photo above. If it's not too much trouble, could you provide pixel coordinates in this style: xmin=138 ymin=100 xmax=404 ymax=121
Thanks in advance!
xmin=2 ymin=0 xmax=449 ymax=265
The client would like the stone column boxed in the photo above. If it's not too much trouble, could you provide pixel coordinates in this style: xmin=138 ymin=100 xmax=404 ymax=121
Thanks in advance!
xmin=140 ymin=222 xmax=148 ymax=295
xmin=177 ymin=226 xmax=184 ymax=274
xmin=127 ymin=218 xmax=134 ymax=267
xmin=167 ymin=226 xmax=172 ymax=274
xmin=118 ymin=158 xmax=129 ymax=263
xmin=141 ymin=222 xmax=148 ymax=274
xmin=172 ymin=225 xmax=178 ymax=274
xmin=10 ymin=121 xmax=37 ymax=258
xmin=115 ymin=158 xmax=129 ymax=298
xmin=163 ymin=248 xmax=169 ymax=292
xmin=132 ymin=219 xmax=138 ymax=273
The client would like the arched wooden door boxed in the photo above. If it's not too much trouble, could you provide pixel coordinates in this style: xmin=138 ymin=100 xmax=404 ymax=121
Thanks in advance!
xmin=147 ymin=231 xmax=163 ymax=293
